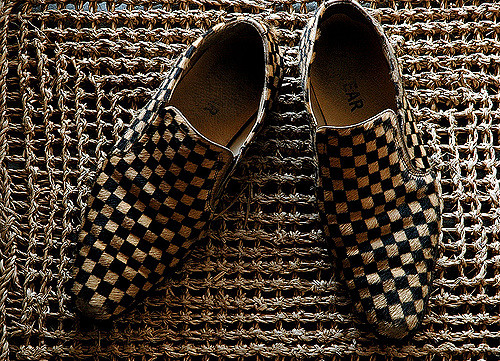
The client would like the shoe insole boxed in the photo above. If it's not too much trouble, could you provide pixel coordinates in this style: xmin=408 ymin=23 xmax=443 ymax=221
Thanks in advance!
xmin=169 ymin=27 xmax=265 ymax=154
xmin=310 ymin=14 xmax=397 ymax=127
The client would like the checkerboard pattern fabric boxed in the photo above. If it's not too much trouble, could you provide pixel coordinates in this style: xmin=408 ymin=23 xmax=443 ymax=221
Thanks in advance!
xmin=70 ymin=18 xmax=282 ymax=320
xmin=71 ymin=107 xmax=233 ymax=319
xmin=316 ymin=110 xmax=441 ymax=339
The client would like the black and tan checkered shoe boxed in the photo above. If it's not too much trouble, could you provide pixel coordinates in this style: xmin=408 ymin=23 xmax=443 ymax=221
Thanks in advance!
xmin=300 ymin=0 xmax=442 ymax=339
xmin=71 ymin=18 xmax=282 ymax=320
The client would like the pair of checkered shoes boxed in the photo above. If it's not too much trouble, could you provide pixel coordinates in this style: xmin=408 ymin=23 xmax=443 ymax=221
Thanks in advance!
xmin=71 ymin=0 xmax=441 ymax=340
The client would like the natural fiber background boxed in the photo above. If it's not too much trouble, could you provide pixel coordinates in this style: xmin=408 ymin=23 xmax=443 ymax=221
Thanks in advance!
xmin=0 ymin=0 xmax=498 ymax=360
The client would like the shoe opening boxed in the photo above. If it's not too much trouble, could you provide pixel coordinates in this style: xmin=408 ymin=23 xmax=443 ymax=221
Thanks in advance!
xmin=309 ymin=4 xmax=397 ymax=127
xmin=168 ymin=22 xmax=266 ymax=154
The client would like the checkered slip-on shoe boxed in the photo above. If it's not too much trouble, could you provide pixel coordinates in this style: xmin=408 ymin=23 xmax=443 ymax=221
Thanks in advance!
xmin=300 ymin=0 xmax=442 ymax=339
xmin=71 ymin=18 xmax=282 ymax=320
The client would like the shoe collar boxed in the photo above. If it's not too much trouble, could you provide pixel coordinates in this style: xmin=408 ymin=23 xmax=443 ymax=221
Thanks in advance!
xmin=163 ymin=17 xmax=281 ymax=159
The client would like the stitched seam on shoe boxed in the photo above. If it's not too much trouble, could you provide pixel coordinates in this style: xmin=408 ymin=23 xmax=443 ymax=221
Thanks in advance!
xmin=206 ymin=152 xmax=231 ymax=214
xmin=390 ymin=115 xmax=435 ymax=180
xmin=172 ymin=114 xmax=230 ymax=214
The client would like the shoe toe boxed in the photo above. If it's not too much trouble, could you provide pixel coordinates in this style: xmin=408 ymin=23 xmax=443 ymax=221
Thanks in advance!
xmin=366 ymin=309 xmax=412 ymax=339
xmin=74 ymin=296 xmax=113 ymax=321
xmin=352 ymin=260 xmax=433 ymax=340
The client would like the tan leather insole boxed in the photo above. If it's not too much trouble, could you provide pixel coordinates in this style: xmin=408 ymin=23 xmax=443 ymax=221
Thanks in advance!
xmin=169 ymin=31 xmax=264 ymax=154
xmin=310 ymin=14 xmax=397 ymax=127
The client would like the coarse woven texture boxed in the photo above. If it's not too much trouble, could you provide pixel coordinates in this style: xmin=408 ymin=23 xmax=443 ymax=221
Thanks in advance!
xmin=0 ymin=0 xmax=499 ymax=360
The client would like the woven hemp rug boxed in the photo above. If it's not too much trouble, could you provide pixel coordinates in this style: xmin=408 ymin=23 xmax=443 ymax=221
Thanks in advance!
xmin=0 ymin=0 xmax=498 ymax=360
